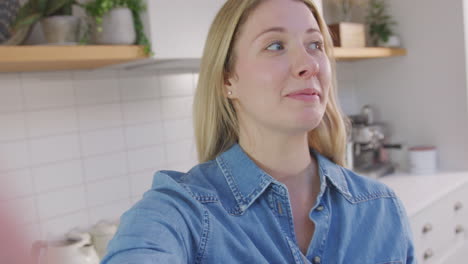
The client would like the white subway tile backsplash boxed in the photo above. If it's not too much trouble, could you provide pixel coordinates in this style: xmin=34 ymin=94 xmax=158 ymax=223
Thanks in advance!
xmin=0 ymin=141 xmax=29 ymax=171
xmin=165 ymin=139 xmax=196 ymax=164
xmin=32 ymin=159 xmax=83 ymax=193
xmin=0 ymin=169 xmax=34 ymax=200
xmin=83 ymin=152 xmax=128 ymax=182
xmin=165 ymin=161 xmax=197 ymax=174
xmin=27 ymin=108 xmax=78 ymax=138
xmin=73 ymin=71 xmax=120 ymax=105
xmin=122 ymin=99 xmax=162 ymax=125
xmin=125 ymin=122 xmax=164 ymax=149
xmin=162 ymin=118 xmax=194 ymax=142
xmin=88 ymin=199 xmax=132 ymax=224
xmin=41 ymin=210 xmax=89 ymax=240
xmin=30 ymin=134 xmax=80 ymax=166
xmin=161 ymin=96 xmax=193 ymax=120
xmin=86 ymin=176 xmax=130 ymax=207
xmin=160 ymin=72 xmax=194 ymax=97
xmin=0 ymin=69 xmax=239 ymax=240
xmin=0 ymin=112 xmax=26 ymax=141
xmin=130 ymin=170 xmax=156 ymax=198
xmin=37 ymin=185 xmax=87 ymax=220
xmin=127 ymin=145 xmax=165 ymax=173
xmin=0 ymin=73 xmax=23 ymax=113
xmin=80 ymin=127 xmax=125 ymax=156
xmin=78 ymin=103 xmax=123 ymax=132
xmin=120 ymin=72 xmax=160 ymax=101
xmin=22 ymin=72 xmax=75 ymax=110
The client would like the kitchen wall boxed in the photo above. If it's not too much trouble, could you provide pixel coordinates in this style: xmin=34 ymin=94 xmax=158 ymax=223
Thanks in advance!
xmin=0 ymin=69 xmax=199 ymax=245
xmin=0 ymin=66 xmax=358 ymax=246
xmin=348 ymin=0 xmax=468 ymax=172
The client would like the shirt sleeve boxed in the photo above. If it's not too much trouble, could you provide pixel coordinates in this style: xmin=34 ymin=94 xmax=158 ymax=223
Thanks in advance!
xmin=100 ymin=172 xmax=202 ymax=264
xmin=394 ymin=196 xmax=417 ymax=264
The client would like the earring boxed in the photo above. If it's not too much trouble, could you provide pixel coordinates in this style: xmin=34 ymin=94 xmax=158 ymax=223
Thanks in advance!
xmin=228 ymin=91 xmax=232 ymax=95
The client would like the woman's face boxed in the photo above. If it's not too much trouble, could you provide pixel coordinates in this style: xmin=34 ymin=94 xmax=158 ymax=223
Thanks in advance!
xmin=227 ymin=0 xmax=331 ymax=135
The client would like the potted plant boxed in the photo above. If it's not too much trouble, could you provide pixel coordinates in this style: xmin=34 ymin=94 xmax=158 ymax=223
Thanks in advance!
xmin=328 ymin=0 xmax=367 ymax=48
xmin=8 ymin=0 xmax=81 ymax=45
xmin=366 ymin=0 xmax=399 ymax=47
xmin=331 ymin=0 xmax=367 ymax=22
xmin=80 ymin=0 xmax=152 ymax=55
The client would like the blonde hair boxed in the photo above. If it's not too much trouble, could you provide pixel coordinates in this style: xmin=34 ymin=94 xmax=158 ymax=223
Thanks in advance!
xmin=193 ymin=0 xmax=351 ymax=167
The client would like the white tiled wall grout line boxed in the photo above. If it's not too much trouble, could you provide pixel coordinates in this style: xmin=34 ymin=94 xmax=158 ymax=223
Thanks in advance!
xmin=157 ymin=70 xmax=170 ymax=180
xmin=117 ymin=69 xmax=134 ymax=207
xmin=71 ymin=70 xmax=93 ymax=231
xmin=0 ymin=142 xmax=169 ymax=176
xmin=19 ymin=71 xmax=42 ymax=240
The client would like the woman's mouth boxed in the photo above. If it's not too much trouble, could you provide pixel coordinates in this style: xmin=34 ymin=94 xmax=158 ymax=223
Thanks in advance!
xmin=286 ymin=93 xmax=320 ymax=102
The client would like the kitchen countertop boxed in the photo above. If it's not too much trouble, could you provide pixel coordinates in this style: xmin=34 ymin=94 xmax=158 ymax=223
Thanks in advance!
xmin=378 ymin=171 xmax=468 ymax=216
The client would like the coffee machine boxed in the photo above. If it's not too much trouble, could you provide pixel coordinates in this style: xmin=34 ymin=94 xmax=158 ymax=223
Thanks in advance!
xmin=347 ymin=105 xmax=402 ymax=178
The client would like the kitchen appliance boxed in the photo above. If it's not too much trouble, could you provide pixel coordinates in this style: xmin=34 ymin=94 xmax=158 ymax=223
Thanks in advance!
xmin=348 ymin=105 xmax=402 ymax=178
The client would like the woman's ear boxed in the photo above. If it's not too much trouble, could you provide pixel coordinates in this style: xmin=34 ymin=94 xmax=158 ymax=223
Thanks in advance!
xmin=224 ymin=72 xmax=236 ymax=98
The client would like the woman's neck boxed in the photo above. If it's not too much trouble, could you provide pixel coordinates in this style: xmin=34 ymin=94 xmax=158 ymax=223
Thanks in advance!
xmin=238 ymin=134 xmax=318 ymax=184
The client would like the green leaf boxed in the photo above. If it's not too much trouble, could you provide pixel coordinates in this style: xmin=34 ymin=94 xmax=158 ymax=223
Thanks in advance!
xmin=12 ymin=12 xmax=42 ymax=31
xmin=15 ymin=0 xmax=39 ymax=22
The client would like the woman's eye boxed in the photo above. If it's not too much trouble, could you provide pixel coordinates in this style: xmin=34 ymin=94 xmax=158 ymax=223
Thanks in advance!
xmin=266 ymin=42 xmax=284 ymax=51
xmin=309 ymin=42 xmax=323 ymax=51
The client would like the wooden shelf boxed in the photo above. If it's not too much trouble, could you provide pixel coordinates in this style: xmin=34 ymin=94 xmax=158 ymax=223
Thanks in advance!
xmin=0 ymin=46 xmax=406 ymax=72
xmin=334 ymin=47 xmax=407 ymax=61
xmin=0 ymin=45 xmax=148 ymax=72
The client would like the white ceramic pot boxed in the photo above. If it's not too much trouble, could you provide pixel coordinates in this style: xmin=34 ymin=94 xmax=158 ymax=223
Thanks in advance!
xmin=32 ymin=231 xmax=99 ymax=264
xmin=94 ymin=7 xmax=136 ymax=45
xmin=378 ymin=35 xmax=401 ymax=48
xmin=41 ymin=15 xmax=80 ymax=44
xmin=89 ymin=220 xmax=118 ymax=260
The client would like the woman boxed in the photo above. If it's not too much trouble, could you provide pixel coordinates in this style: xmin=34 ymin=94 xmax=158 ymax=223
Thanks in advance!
xmin=102 ymin=0 xmax=416 ymax=263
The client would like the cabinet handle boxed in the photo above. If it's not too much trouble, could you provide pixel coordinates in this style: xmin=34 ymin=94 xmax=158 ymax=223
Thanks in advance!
xmin=422 ymin=223 xmax=433 ymax=234
xmin=455 ymin=225 xmax=464 ymax=234
xmin=423 ymin=249 xmax=434 ymax=260
xmin=454 ymin=201 xmax=463 ymax=211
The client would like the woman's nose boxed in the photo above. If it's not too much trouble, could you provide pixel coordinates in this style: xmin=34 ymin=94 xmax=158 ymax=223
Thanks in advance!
xmin=292 ymin=52 xmax=320 ymax=80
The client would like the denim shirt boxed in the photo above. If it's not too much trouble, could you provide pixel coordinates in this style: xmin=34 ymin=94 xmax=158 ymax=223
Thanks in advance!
xmin=101 ymin=143 xmax=416 ymax=264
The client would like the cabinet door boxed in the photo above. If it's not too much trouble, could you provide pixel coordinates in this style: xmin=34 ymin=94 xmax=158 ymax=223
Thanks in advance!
xmin=144 ymin=0 xmax=227 ymax=59
xmin=439 ymin=241 xmax=468 ymax=264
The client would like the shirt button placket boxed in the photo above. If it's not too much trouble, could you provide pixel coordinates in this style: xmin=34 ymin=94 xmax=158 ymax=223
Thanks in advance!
xmin=313 ymin=256 xmax=321 ymax=264
xmin=311 ymin=205 xmax=324 ymax=264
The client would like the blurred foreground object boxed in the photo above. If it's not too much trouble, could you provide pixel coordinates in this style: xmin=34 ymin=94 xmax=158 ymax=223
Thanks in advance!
xmin=0 ymin=199 xmax=35 ymax=264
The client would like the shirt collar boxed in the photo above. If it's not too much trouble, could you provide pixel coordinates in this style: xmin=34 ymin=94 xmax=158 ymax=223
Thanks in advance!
xmin=215 ymin=142 xmax=352 ymax=213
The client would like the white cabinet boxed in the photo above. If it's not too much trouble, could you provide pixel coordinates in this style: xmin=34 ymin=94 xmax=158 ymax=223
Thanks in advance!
xmin=380 ymin=172 xmax=468 ymax=264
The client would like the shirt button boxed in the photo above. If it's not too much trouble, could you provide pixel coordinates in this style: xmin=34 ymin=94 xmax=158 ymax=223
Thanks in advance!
xmin=316 ymin=205 xmax=324 ymax=211
xmin=313 ymin=256 xmax=321 ymax=263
